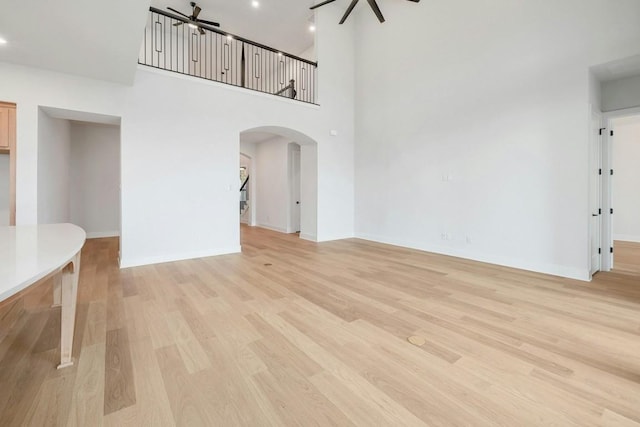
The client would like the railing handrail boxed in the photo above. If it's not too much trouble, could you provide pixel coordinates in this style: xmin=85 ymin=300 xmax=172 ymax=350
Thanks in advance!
xmin=149 ymin=7 xmax=318 ymax=67
xmin=275 ymin=79 xmax=296 ymax=98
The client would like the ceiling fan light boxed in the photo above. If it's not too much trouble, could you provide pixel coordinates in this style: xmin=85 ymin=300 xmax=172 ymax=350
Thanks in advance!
xmin=188 ymin=22 xmax=198 ymax=29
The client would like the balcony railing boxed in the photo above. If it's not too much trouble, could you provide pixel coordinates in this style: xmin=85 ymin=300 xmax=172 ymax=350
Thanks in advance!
xmin=139 ymin=7 xmax=318 ymax=104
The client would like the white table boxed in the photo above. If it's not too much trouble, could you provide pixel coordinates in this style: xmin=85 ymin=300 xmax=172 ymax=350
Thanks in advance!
xmin=0 ymin=223 xmax=86 ymax=368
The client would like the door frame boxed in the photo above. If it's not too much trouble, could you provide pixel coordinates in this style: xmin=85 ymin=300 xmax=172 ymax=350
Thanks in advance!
xmin=589 ymin=106 xmax=603 ymax=277
xmin=287 ymin=143 xmax=301 ymax=234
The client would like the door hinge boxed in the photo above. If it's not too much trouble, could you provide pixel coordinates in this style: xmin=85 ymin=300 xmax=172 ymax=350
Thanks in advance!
xmin=610 ymin=169 xmax=614 ymax=175
xmin=598 ymin=248 xmax=601 ymax=254
xmin=610 ymin=247 xmax=614 ymax=254
xmin=599 ymin=128 xmax=605 ymax=135
xmin=598 ymin=208 xmax=602 ymax=215
xmin=610 ymin=208 xmax=614 ymax=214
xmin=610 ymin=130 xmax=614 ymax=136
xmin=598 ymin=168 xmax=602 ymax=175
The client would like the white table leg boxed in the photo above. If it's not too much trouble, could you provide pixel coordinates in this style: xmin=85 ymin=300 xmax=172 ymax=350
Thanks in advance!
xmin=52 ymin=272 xmax=62 ymax=307
xmin=57 ymin=252 xmax=81 ymax=369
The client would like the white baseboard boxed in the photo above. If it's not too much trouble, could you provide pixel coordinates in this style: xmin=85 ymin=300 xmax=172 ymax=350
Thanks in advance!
xmin=355 ymin=232 xmax=590 ymax=282
xmin=299 ymin=233 xmax=317 ymax=242
xmin=86 ymin=231 xmax=120 ymax=239
xmin=256 ymin=223 xmax=288 ymax=233
xmin=120 ymin=245 xmax=241 ymax=269
xmin=316 ymin=233 xmax=355 ymax=242
xmin=613 ymin=234 xmax=640 ymax=243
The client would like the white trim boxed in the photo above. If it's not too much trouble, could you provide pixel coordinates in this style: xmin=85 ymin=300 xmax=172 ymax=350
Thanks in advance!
xmin=86 ymin=231 xmax=120 ymax=239
xmin=603 ymin=105 xmax=640 ymax=118
xmin=356 ymin=232 xmax=590 ymax=282
xmin=256 ymin=223 xmax=288 ymax=233
xmin=316 ymin=233 xmax=355 ymax=242
xmin=613 ymin=235 xmax=640 ymax=243
xmin=299 ymin=233 xmax=317 ymax=242
xmin=120 ymin=246 xmax=241 ymax=269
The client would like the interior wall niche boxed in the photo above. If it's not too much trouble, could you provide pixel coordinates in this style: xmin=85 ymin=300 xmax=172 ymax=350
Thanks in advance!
xmin=36 ymin=107 xmax=121 ymax=239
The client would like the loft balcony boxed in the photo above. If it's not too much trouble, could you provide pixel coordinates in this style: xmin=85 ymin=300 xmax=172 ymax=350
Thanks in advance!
xmin=139 ymin=7 xmax=318 ymax=104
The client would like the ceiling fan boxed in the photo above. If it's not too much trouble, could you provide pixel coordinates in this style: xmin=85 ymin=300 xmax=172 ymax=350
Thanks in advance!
xmin=310 ymin=0 xmax=419 ymax=24
xmin=167 ymin=2 xmax=220 ymax=35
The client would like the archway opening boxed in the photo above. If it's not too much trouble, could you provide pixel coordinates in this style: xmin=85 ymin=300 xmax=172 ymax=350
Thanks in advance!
xmin=239 ymin=126 xmax=318 ymax=242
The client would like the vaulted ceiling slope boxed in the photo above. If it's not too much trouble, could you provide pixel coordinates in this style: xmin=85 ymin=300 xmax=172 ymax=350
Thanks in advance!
xmin=0 ymin=0 xmax=152 ymax=84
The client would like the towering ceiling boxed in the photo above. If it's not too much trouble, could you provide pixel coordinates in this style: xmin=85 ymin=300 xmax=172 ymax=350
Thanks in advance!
xmin=0 ymin=0 xmax=151 ymax=84
xmin=0 ymin=0 xmax=319 ymax=85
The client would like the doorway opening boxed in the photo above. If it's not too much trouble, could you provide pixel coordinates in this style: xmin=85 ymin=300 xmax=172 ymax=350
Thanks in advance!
xmin=589 ymin=55 xmax=640 ymax=277
xmin=606 ymin=114 xmax=640 ymax=274
xmin=239 ymin=126 xmax=318 ymax=242
xmin=37 ymin=107 xmax=122 ymax=260
xmin=239 ymin=153 xmax=252 ymax=225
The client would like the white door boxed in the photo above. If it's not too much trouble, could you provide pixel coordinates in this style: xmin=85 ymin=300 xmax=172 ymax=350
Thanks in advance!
xmin=291 ymin=149 xmax=301 ymax=233
xmin=589 ymin=110 xmax=603 ymax=275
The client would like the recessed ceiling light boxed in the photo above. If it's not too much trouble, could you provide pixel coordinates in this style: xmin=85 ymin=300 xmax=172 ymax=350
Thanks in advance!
xmin=0 ymin=37 xmax=7 ymax=45
xmin=309 ymin=24 xmax=316 ymax=32
xmin=252 ymin=0 xmax=259 ymax=8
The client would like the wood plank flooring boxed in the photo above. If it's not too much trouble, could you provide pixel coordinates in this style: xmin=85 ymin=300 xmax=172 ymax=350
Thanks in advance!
xmin=1 ymin=225 xmax=640 ymax=426
xmin=614 ymin=240 xmax=640 ymax=275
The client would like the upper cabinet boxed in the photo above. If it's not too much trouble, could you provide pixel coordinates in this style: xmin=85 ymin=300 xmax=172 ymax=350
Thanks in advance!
xmin=0 ymin=103 xmax=16 ymax=152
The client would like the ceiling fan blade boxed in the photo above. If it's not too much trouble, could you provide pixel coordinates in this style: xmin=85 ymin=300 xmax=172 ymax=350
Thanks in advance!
xmin=173 ymin=21 xmax=183 ymax=26
xmin=339 ymin=0 xmax=359 ymax=24
xmin=406 ymin=0 xmax=420 ymax=2
xmin=366 ymin=0 xmax=385 ymax=22
xmin=198 ymin=26 xmax=205 ymax=35
xmin=198 ymin=19 xmax=220 ymax=27
xmin=310 ymin=0 xmax=337 ymax=10
xmin=192 ymin=5 xmax=202 ymax=18
xmin=167 ymin=7 xmax=190 ymax=18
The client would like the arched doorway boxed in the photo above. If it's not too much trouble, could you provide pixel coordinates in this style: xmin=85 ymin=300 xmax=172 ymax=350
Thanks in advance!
xmin=239 ymin=126 xmax=318 ymax=241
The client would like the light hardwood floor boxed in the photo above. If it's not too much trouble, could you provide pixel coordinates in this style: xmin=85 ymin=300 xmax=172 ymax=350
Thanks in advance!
xmin=1 ymin=225 xmax=640 ymax=426
xmin=614 ymin=240 xmax=640 ymax=275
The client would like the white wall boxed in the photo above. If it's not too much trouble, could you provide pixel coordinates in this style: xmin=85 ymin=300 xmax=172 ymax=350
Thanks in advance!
xmin=589 ymin=70 xmax=602 ymax=112
xmin=354 ymin=0 xmax=640 ymax=280
xmin=70 ymin=122 xmax=120 ymax=238
xmin=300 ymin=143 xmax=318 ymax=240
xmin=612 ymin=117 xmax=640 ymax=242
xmin=37 ymin=110 xmax=71 ymax=224
xmin=255 ymin=137 xmax=290 ymax=232
xmin=0 ymin=154 xmax=8 ymax=225
xmin=0 ymin=3 xmax=354 ymax=268
xmin=602 ymin=75 xmax=640 ymax=112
